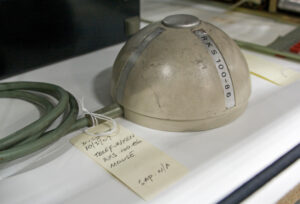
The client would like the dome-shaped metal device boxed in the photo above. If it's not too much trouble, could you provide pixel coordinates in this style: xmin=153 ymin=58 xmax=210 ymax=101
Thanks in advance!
xmin=111 ymin=14 xmax=251 ymax=131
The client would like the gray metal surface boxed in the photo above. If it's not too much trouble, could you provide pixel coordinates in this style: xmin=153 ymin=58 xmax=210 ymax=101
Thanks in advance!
xmin=268 ymin=27 xmax=300 ymax=52
xmin=162 ymin=14 xmax=200 ymax=28
xmin=278 ymin=0 xmax=300 ymax=13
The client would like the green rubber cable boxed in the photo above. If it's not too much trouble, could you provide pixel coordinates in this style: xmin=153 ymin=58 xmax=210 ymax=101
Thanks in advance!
xmin=0 ymin=81 xmax=123 ymax=164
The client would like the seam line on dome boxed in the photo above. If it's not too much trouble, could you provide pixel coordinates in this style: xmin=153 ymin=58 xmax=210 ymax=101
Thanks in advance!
xmin=116 ymin=27 xmax=165 ymax=103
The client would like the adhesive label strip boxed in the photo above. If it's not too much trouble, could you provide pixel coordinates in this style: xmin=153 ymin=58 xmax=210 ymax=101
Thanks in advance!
xmin=193 ymin=29 xmax=236 ymax=109
xmin=70 ymin=122 xmax=188 ymax=200
xmin=116 ymin=27 xmax=165 ymax=103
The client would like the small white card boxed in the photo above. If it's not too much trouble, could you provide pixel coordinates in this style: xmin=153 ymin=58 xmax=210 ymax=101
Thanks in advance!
xmin=70 ymin=122 xmax=188 ymax=200
xmin=245 ymin=53 xmax=300 ymax=86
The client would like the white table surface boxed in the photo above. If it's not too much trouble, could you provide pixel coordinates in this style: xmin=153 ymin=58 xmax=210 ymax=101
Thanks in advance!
xmin=1 ymin=1 xmax=300 ymax=204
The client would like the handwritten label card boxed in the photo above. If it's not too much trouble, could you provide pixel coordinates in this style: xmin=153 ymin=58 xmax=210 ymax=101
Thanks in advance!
xmin=70 ymin=123 xmax=188 ymax=200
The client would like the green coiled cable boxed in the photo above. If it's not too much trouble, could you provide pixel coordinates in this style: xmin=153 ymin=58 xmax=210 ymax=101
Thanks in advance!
xmin=0 ymin=81 xmax=123 ymax=164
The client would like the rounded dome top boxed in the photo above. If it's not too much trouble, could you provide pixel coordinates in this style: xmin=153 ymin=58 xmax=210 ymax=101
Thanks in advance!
xmin=111 ymin=15 xmax=251 ymax=131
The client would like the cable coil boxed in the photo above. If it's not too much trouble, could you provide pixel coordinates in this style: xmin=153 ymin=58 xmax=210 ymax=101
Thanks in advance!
xmin=0 ymin=81 xmax=122 ymax=164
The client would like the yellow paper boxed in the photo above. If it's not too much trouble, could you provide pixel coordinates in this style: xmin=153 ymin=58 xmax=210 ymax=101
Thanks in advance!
xmin=70 ymin=123 xmax=188 ymax=200
xmin=244 ymin=53 xmax=300 ymax=86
